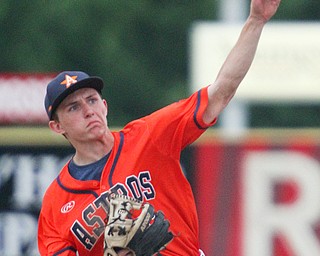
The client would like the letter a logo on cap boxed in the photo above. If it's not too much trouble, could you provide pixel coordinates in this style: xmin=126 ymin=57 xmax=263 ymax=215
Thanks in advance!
xmin=61 ymin=75 xmax=78 ymax=88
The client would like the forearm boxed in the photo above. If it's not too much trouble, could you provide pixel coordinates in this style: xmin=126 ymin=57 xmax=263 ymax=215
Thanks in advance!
xmin=212 ymin=16 xmax=266 ymax=100
xmin=203 ymin=17 xmax=266 ymax=124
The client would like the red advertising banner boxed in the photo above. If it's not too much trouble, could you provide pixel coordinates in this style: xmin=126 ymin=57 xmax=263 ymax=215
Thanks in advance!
xmin=194 ymin=131 xmax=320 ymax=256
xmin=0 ymin=73 xmax=54 ymax=124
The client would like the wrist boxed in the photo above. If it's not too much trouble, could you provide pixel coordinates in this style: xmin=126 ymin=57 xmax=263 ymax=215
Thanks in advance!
xmin=248 ymin=14 xmax=268 ymax=26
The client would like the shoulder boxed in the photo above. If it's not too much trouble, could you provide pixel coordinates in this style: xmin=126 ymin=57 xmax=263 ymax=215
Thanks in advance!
xmin=121 ymin=118 xmax=147 ymax=135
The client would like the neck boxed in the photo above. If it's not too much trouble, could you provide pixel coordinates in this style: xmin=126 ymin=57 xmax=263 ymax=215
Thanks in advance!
xmin=72 ymin=129 xmax=114 ymax=165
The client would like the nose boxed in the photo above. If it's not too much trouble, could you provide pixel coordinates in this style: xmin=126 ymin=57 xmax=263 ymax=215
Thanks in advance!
xmin=82 ymin=102 xmax=94 ymax=118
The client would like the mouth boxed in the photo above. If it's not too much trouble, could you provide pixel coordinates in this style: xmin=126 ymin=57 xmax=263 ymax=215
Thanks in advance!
xmin=87 ymin=120 xmax=100 ymax=128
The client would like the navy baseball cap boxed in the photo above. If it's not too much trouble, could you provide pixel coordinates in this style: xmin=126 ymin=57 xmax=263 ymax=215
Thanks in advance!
xmin=44 ymin=71 xmax=104 ymax=120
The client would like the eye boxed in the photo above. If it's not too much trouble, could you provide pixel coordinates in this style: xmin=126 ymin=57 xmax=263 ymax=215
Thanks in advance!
xmin=68 ymin=104 xmax=78 ymax=112
xmin=88 ymin=97 xmax=98 ymax=104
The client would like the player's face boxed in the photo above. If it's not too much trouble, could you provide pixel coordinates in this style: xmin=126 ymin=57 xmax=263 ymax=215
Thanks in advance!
xmin=50 ymin=88 xmax=109 ymax=143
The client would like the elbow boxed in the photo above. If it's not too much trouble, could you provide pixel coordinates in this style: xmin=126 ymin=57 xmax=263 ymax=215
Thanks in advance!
xmin=206 ymin=83 xmax=237 ymax=119
xmin=208 ymin=80 xmax=238 ymax=105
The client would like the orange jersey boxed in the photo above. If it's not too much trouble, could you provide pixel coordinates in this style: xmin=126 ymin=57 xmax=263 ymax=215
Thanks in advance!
xmin=38 ymin=87 xmax=214 ymax=256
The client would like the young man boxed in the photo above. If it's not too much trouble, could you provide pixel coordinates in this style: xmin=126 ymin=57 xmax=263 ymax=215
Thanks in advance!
xmin=38 ymin=0 xmax=281 ymax=255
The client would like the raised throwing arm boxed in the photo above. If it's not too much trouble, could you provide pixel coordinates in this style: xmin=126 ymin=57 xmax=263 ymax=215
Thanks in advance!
xmin=202 ymin=0 xmax=281 ymax=124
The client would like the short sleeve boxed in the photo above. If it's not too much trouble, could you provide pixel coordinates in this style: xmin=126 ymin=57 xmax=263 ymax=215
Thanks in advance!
xmin=141 ymin=87 xmax=216 ymax=158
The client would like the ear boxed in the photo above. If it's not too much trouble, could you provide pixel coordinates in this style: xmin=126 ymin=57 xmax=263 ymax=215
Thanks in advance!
xmin=102 ymin=99 xmax=108 ymax=115
xmin=48 ymin=120 xmax=65 ymax=135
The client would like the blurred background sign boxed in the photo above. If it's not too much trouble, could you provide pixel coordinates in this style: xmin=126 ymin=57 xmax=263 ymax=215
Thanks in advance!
xmin=193 ymin=130 xmax=320 ymax=256
xmin=190 ymin=22 xmax=320 ymax=136
xmin=190 ymin=22 xmax=320 ymax=102
xmin=0 ymin=74 xmax=53 ymax=125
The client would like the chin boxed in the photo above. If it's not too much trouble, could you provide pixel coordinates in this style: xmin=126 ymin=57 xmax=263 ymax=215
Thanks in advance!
xmin=90 ymin=127 xmax=107 ymax=138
